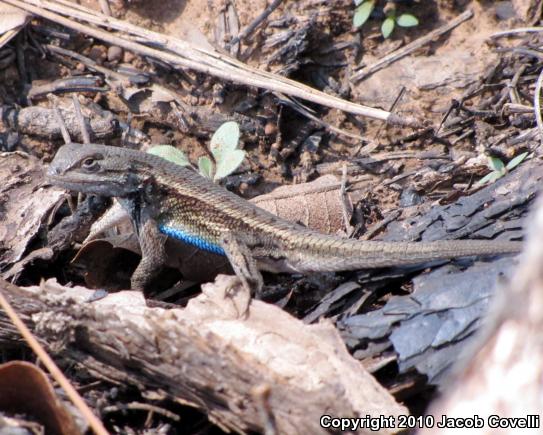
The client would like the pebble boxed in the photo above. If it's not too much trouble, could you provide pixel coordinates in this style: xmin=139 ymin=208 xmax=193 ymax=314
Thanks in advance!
xmin=264 ymin=122 xmax=277 ymax=136
xmin=87 ymin=46 xmax=106 ymax=63
xmin=107 ymin=46 xmax=123 ymax=62
xmin=123 ymin=51 xmax=135 ymax=63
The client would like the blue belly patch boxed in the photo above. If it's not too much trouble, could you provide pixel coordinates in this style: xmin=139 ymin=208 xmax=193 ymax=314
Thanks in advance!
xmin=159 ymin=224 xmax=225 ymax=256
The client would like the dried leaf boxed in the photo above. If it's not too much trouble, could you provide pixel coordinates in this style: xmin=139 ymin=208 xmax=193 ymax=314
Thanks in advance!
xmin=121 ymin=85 xmax=145 ymax=101
xmin=0 ymin=4 xmax=29 ymax=35
xmin=149 ymin=83 xmax=176 ymax=103
xmin=252 ymin=174 xmax=353 ymax=234
xmin=0 ymin=152 xmax=64 ymax=266
xmin=0 ymin=361 xmax=81 ymax=435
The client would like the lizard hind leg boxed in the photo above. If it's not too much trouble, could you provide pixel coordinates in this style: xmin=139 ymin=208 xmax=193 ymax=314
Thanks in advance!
xmin=220 ymin=232 xmax=263 ymax=316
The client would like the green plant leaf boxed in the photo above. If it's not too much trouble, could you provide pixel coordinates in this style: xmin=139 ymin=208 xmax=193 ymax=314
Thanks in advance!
xmin=381 ymin=16 xmax=395 ymax=38
xmin=505 ymin=151 xmax=529 ymax=171
xmin=207 ymin=121 xmax=245 ymax=180
xmin=488 ymin=156 xmax=505 ymax=173
xmin=353 ymin=1 xmax=374 ymax=28
xmin=147 ymin=145 xmax=190 ymax=167
xmin=198 ymin=156 xmax=214 ymax=179
xmin=214 ymin=149 xmax=246 ymax=181
xmin=476 ymin=171 xmax=503 ymax=186
xmin=396 ymin=14 xmax=419 ymax=27
xmin=210 ymin=121 xmax=240 ymax=153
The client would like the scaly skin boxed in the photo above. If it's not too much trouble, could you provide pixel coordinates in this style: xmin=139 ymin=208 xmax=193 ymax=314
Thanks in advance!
xmin=47 ymin=143 xmax=522 ymax=296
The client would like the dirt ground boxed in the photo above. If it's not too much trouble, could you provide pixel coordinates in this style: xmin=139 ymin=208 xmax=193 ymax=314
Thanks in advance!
xmin=97 ymin=0 xmax=534 ymax=199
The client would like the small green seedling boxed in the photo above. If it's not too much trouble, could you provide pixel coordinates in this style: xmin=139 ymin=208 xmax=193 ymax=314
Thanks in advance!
xmin=381 ymin=11 xmax=418 ymax=38
xmin=353 ymin=0 xmax=375 ymax=28
xmin=353 ymin=0 xmax=419 ymax=39
xmin=148 ymin=121 xmax=245 ymax=182
xmin=476 ymin=152 xmax=529 ymax=186
xmin=198 ymin=121 xmax=245 ymax=181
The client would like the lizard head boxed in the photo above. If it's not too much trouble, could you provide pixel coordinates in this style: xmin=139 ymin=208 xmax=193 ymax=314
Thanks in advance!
xmin=47 ymin=143 xmax=144 ymax=197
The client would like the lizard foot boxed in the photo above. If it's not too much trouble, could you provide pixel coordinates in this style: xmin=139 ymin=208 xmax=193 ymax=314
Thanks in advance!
xmin=223 ymin=275 xmax=252 ymax=318
xmin=199 ymin=274 xmax=252 ymax=319
xmin=219 ymin=232 xmax=265 ymax=317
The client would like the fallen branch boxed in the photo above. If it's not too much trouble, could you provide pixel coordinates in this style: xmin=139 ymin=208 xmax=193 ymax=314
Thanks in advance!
xmin=1 ymin=276 xmax=407 ymax=434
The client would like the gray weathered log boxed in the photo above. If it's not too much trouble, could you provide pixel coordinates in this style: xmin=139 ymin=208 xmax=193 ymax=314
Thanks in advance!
xmin=0 ymin=276 xmax=407 ymax=434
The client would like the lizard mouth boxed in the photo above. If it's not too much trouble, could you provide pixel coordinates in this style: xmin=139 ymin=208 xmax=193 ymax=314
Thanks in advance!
xmin=46 ymin=172 xmax=126 ymax=197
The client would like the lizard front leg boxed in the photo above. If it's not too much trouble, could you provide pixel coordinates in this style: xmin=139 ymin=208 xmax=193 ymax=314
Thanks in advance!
xmin=131 ymin=218 xmax=168 ymax=294
xmin=220 ymin=232 xmax=263 ymax=315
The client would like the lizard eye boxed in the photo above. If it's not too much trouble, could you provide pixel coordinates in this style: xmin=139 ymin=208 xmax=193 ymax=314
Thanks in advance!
xmin=81 ymin=157 xmax=99 ymax=171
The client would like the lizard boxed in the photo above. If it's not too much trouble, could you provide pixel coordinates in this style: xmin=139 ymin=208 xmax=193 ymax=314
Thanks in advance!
xmin=47 ymin=143 xmax=523 ymax=302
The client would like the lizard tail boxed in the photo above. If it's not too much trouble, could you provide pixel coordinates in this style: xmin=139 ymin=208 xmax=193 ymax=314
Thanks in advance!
xmin=292 ymin=238 xmax=523 ymax=272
